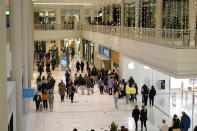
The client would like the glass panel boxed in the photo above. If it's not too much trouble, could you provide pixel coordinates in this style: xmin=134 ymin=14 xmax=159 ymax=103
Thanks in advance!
xmin=125 ymin=2 xmax=135 ymax=27
xmin=139 ymin=0 xmax=156 ymax=28
xmin=162 ymin=0 xmax=189 ymax=29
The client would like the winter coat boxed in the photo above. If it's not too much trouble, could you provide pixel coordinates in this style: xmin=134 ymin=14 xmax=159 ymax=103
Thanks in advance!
xmin=58 ymin=82 xmax=66 ymax=96
xmin=181 ymin=115 xmax=191 ymax=129
xmin=126 ymin=85 xmax=131 ymax=94
xmin=149 ymin=88 xmax=156 ymax=98
xmin=130 ymin=87 xmax=136 ymax=95
xmin=33 ymin=94 xmax=41 ymax=103
xmin=98 ymin=80 xmax=103 ymax=87
xmin=171 ymin=117 xmax=180 ymax=129
xmin=108 ymin=79 xmax=114 ymax=88
xmin=140 ymin=109 xmax=147 ymax=121
xmin=132 ymin=109 xmax=140 ymax=120
xmin=42 ymin=91 xmax=48 ymax=101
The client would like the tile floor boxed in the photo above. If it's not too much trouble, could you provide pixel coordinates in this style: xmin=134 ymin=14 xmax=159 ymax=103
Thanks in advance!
xmin=23 ymin=57 xmax=195 ymax=131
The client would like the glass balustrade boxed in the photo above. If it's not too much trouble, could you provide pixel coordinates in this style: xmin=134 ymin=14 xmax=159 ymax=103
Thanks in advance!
xmin=34 ymin=24 xmax=196 ymax=48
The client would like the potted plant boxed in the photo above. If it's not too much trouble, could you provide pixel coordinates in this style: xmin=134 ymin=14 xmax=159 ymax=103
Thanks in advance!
xmin=109 ymin=121 xmax=118 ymax=131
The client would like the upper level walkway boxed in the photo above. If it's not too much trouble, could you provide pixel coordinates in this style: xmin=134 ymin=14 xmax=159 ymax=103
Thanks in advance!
xmin=34 ymin=24 xmax=197 ymax=48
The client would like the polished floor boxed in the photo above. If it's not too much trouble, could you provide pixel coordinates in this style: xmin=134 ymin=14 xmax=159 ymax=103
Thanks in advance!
xmin=23 ymin=57 xmax=195 ymax=131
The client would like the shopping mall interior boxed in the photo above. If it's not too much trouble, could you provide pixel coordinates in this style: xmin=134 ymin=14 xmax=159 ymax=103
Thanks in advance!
xmin=1 ymin=0 xmax=197 ymax=131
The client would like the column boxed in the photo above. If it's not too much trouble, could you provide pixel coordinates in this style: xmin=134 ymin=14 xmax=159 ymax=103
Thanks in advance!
xmin=0 ymin=0 xmax=8 ymax=130
xmin=110 ymin=5 xmax=113 ymax=23
xmin=80 ymin=7 xmax=85 ymax=28
xmin=135 ymin=0 xmax=140 ymax=35
xmin=189 ymin=0 xmax=197 ymax=47
xmin=102 ymin=7 xmax=105 ymax=23
xmin=56 ymin=39 xmax=62 ymax=57
xmin=121 ymin=0 xmax=125 ymax=26
xmin=10 ymin=0 xmax=23 ymax=131
xmin=56 ymin=8 xmax=62 ymax=29
xmin=93 ymin=42 xmax=100 ymax=68
xmin=155 ymin=0 xmax=163 ymax=42
xmin=29 ymin=0 xmax=34 ymax=84
xmin=80 ymin=38 xmax=83 ymax=59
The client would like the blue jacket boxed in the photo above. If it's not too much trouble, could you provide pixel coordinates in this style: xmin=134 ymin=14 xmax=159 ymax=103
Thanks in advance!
xmin=181 ymin=116 xmax=191 ymax=129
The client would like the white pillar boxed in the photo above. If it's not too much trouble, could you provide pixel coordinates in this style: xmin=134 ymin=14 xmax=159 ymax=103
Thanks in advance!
xmin=80 ymin=7 xmax=85 ymax=27
xmin=80 ymin=38 xmax=83 ymax=59
xmin=10 ymin=0 xmax=23 ymax=130
xmin=155 ymin=0 xmax=163 ymax=42
xmin=189 ymin=0 xmax=197 ymax=47
xmin=135 ymin=0 xmax=140 ymax=35
xmin=56 ymin=8 xmax=61 ymax=29
xmin=29 ymin=0 xmax=34 ymax=84
xmin=121 ymin=0 xmax=125 ymax=26
xmin=56 ymin=39 xmax=62 ymax=57
xmin=110 ymin=5 xmax=113 ymax=23
xmin=0 ymin=0 xmax=8 ymax=130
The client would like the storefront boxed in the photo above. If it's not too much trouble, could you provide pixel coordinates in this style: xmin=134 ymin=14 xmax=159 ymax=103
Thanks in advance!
xmin=121 ymin=55 xmax=197 ymax=129
xmin=82 ymin=39 xmax=95 ymax=64
xmin=98 ymin=45 xmax=111 ymax=70
xmin=110 ymin=50 xmax=120 ymax=72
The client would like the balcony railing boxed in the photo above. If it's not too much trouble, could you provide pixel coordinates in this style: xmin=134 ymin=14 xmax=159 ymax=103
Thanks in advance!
xmin=34 ymin=24 xmax=197 ymax=48
xmin=82 ymin=24 xmax=196 ymax=48
xmin=34 ymin=24 xmax=81 ymax=30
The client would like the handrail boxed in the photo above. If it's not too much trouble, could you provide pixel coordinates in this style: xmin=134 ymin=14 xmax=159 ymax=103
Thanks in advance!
xmin=34 ymin=23 xmax=197 ymax=48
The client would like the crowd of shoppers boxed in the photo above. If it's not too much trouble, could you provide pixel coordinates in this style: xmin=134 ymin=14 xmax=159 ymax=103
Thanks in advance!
xmin=33 ymin=50 xmax=195 ymax=131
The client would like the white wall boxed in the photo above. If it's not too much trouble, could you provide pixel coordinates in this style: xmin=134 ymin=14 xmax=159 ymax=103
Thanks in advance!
xmin=34 ymin=30 xmax=82 ymax=40
xmin=121 ymin=55 xmax=170 ymax=91
xmin=82 ymin=31 xmax=197 ymax=78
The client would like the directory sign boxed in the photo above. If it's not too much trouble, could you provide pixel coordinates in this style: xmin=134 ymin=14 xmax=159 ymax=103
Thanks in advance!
xmin=61 ymin=57 xmax=67 ymax=67
xmin=22 ymin=88 xmax=34 ymax=99
xmin=98 ymin=45 xmax=111 ymax=58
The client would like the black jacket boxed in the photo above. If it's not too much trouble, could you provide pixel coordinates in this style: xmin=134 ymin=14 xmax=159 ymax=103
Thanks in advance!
xmin=132 ymin=109 xmax=141 ymax=120
xmin=33 ymin=94 xmax=41 ymax=103
xmin=149 ymin=88 xmax=156 ymax=98
xmin=140 ymin=109 xmax=147 ymax=121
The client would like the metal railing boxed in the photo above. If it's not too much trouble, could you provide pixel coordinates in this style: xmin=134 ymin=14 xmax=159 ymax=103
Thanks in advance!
xmin=34 ymin=23 xmax=197 ymax=48
xmin=34 ymin=24 xmax=81 ymax=30
xmin=82 ymin=24 xmax=195 ymax=48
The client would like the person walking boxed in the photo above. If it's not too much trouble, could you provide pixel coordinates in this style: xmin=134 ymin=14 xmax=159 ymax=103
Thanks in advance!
xmin=132 ymin=105 xmax=141 ymax=130
xmin=98 ymin=78 xmax=104 ymax=95
xmin=65 ymin=71 xmax=70 ymax=84
xmin=79 ymin=74 xmax=86 ymax=95
xmin=140 ymin=106 xmax=148 ymax=130
xmin=58 ymin=80 xmax=66 ymax=102
xmin=158 ymin=119 xmax=169 ymax=131
xmin=181 ymin=112 xmax=191 ymax=131
xmin=76 ymin=61 xmax=80 ymax=72
xmin=86 ymin=77 xmax=91 ymax=95
xmin=170 ymin=114 xmax=181 ymax=131
xmin=70 ymin=84 xmax=76 ymax=103
xmin=90 ymin=76 xmax=94 ymax=94
xmin=38 ymin=64 xmax=43 ymax=76
xmin=113 ymin=87 xmax=119 ymax=110
xmin=48 ymin=89 xmax=54 ymax=112
xmin=33 ymin=91 xmax=42 ymax=112
xmin=143 ymin=85 xmax=149 ymax=106
xmin=149 ymin=85 xmax=156 ymax=107
xmin=80 ymin=61 xmax=84 ymax=72
xmin=126 ymin=83 xmax=131 ymax=105
xmin=130 ymin=84 xmax=137 ymax=103
xmin=108 ymin=76 xmax=114 ymax=95
xmin=42 ymin=89 xmax=48 ymax=110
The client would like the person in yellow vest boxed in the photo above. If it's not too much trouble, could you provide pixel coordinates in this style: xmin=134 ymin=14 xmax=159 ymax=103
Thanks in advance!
xmin=126 ymin=83 xmax=131 ymax=105
xmin=130 ymin=84 xmax=136 ymax=103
